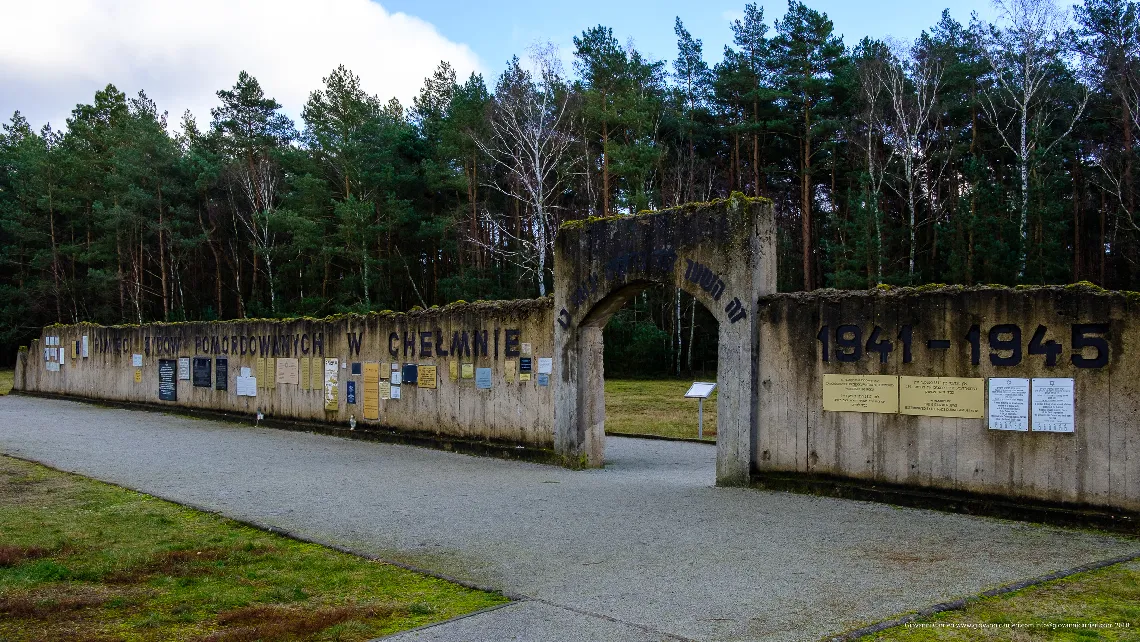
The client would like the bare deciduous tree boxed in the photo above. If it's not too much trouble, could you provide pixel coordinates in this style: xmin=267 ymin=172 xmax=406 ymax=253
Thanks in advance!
xmin=472 ymin=43 xmax=575 ymax=296
xmin=981 ymin=0 xmax=1088 ymax=273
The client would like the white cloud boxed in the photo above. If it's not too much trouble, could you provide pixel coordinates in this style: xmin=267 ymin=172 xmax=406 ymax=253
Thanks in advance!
xmin=0 ymin=0 xmax=484 ymax=132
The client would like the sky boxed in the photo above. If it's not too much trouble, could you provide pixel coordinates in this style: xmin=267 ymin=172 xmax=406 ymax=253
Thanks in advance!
xmin=0 ymin=0 xmax=1003 ymax=134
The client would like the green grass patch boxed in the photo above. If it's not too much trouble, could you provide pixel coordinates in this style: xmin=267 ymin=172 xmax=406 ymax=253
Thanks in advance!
xmin=0 ymin=455 xmax=507 ymax=641
xmin=605 ymin=379 xmax=716 ymax=441
xmin=0 ymin=370 xmax=12 ymax=395
xmin=860 ymin=559 xmax=1140 ymax=641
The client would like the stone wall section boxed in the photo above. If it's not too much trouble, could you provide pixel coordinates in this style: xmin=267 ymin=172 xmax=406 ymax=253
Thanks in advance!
xmin=17 ymin=300 xmax=556 ymax=448
xmin=756 ymin=286 xmax=1140 ymax=511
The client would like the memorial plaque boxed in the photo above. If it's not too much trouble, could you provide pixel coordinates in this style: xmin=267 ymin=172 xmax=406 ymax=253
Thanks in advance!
xmin=178 ymin=357 xmax=191 ymax=380
xmin=505 ymin=359 xmax=516 ymax=381
xmin=362 ymin=363 xmax=380 ymax=420
xmin=822 ymin=375 xmax=899 ymax=413
xmin=59 ymin=347 xmax=65 ymax=365
xmin=899 ymin=376 xmax=984 ymax=418
xmin=346 ymin=380 xmax=357 ymax=405
xmin=418 ymin=365 xmax=437 ymax=389
xmin=987 ymin=378 xmax=1029 ymax=431
xmin=236 ymin=375 xmax=257 ymax=397
xmin=390 ymin=384 xmax=401 ymax=400
xmin=475 ymin=367 xmax=492 ymax=389
xmin=132 ymin=354 xmax=143 ymax=367
xmin=192 ymin=357 xmax=211 ymax=388
xmin=521 ymin=342 xmax=532 ymax=356
xmin=537 ymin=357 xmax=552 ymax=374
xmin=351 ymin=362 xmax=362 ymax=376
xmin=390 ymin=371 xmax=402 ymax=385
xmin=81 ymin=335 xmax=89 ymax=358
xmin=380 ymin=380 xmax=391 ymax=400
xmin=255 ymin=358 xmax=266 ymax=388
xmin=324 ymin=359 xmax=339 ymax=411
xmin=461 ymin=363 xmax=474 ymax=379
xmin=449 ymin=360 xmax=458 ymax=381
xmin=380 ymin=363 xmax=389 ymax=379
xmin=300 ymin=357 xmax=311 ymax=390
xmin=1031 ymin=378 xmax=1075 ymax=433
xmin=519 ymin=373 xmax=531 ymax=382
xmin=276 ymin=358 xmax=299 ymax=385
xmin=519 ymin=357 xmax=533 ymax=373
xmin=215 ymin=358 xmax=228 ymax=391
xmin=311 ymin=357 xmax=322 ymax=390
xmin=158 ymin=359 xmax=177 ymax=402
xmin=402 ymin=363 xmax=418 ymax=385
xmin=134 ymin=368 xmax=142 ymax=383
xmin=265 ymin=358 xmax=276 ymax=390
xmin=537 ymin=373 xmax=550 ymax=387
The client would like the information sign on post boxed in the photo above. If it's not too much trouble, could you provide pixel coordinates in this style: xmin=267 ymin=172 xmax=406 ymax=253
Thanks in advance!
xmin=684 ymin=382 xmax=717 ymax=439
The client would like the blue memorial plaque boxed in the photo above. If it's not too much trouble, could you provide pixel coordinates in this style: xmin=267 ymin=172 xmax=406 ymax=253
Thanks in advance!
xmin=537 ymin=373 xmax=549 ymax=387
xmin=347 ymin=380 xmax=357 ymax=404
xmin=402 ymin=363 xmax=418 ymax=385
xmin=475 ymin=367 xmax=492 ymax=389
xmin=351 ymin=362 xmax=362 ymax=375
xmin=158 ymin=359 xmax=177 ymax=402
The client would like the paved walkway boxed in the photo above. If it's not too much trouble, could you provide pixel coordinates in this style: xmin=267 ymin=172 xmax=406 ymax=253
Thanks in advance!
xmin=0 ymin=395 xmax=1136 ymax=642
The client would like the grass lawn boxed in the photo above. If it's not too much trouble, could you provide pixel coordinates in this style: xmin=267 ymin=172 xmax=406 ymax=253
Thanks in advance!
xmin=0 ymin=369 xmax=12 ymax=395
xmin=861 ymin=558 xmax=1140 ymax=641
xmin=604 ymin=379 xmax=716 ymax=441
xmin=0 ymin=455 xmax=507 ymax=641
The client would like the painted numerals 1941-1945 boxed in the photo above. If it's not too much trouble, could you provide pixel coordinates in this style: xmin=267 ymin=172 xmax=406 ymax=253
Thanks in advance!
xmin=816 ymin=323 xmax=1111 ymax=369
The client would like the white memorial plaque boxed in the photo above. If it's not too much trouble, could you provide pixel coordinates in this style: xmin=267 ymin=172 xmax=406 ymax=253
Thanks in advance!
xmin=390 ymin=385 xmax=401 ymax=400
xmin=81 ymin=335 xmax=89 ymax=358
xmin=132 ymin=354 xmax=143 ymax=367
xmin=178 ymin=357 xmax=191 ymax=380
xmin=685 ymin=382 xmax=717 ymax=399
xmin=59 ymin=347 xmax=66 ymax=364
xmin=537 ymin=357 xmax=553 ymax=374
xmin=236 ymin=376 xmax=257 ymax=397
xmin=390 ymin=371 xmax=402 ymax=385
xmin=1032 ymin=378 xmax=1075 ymax=433
xmin=987 ymin=378 xmax=1029 ymax=432
xmin=240 ymin=367 xmax=251 ymax=377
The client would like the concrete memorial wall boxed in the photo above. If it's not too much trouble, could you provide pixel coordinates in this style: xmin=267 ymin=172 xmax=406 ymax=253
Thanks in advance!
xmin=755 ymin=285 xmax=1140 ymax=512
xmin=16 ymin=300 xmax=556 ymax=450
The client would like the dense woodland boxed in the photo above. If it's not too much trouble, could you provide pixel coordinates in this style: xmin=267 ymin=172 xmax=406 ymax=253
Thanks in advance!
xmin=3 ymin=0 xmax=1140 ymax=373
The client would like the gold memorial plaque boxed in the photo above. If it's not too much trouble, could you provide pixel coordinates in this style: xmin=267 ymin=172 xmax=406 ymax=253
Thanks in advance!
xmin=133 ymin=368 xmax=142 ymax=383
xmin=822 ymin=374 xmax=899 ymax=413
xmin=276 ymin=358 xmax=299 ymax=385
xmin=265 ymin=358 xmax=276 ymax=390
xmin=461 ymin=363 xmax=474 ymax=379
xmin=449 ymin=360 xmax=458 ymax=381
xmin=504 ymin=359 xmax=517 ymax=382
xmin=255 ymin=358 xmax=266 ymax=389
xmin=899 ymin=376 xmax=984 ymax=418
xmin=362 ymin=363 xmax=380 ymax=420
xmin=418 ymin=365 xmax=438 ymax=389
xmin=300 ymin=357 xmax=311 ymax=390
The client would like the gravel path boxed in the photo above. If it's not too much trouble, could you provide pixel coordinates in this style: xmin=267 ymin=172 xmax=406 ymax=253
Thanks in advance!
xmin=0 ymin=395 xmax=1135 ymax=642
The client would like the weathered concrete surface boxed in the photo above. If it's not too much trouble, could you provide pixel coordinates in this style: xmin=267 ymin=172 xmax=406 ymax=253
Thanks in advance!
xmin=554 ymin=194 xmax=776 ymax=483
xmin=19 ymin=300 xmax=554 ymax=448
xmin=757 ymin=286 xmax=1140 ymax=511
xmin=2 ymin=395 xmax=1136 ymax=642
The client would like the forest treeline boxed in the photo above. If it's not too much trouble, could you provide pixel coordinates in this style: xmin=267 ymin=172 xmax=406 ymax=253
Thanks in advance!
xmin=2 ymin=0 xmax=1139 ymax=372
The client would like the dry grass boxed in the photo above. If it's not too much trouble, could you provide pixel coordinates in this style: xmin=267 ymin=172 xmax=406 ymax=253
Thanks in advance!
xmin=0 ymin=455 xmax=506 ymax=641
xmin=604 ymin=379 xmax=717 ymax=441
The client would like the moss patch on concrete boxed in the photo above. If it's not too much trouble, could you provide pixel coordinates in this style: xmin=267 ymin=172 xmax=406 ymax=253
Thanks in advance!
xmin=0 ymin=456 xmax=507 ymax=641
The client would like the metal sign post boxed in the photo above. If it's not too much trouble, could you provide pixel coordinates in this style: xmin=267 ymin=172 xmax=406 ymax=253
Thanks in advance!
xmin=684 ymin=382 xmax=717 ymax=439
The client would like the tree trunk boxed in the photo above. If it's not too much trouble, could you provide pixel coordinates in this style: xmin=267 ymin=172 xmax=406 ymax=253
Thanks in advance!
xmin=158 ymin=185 xmax=169 ymax=321
xmin=753 ymin=101 xmax=760 ymax=198
xmin=801 ymin=108 xmax=813 ymax=291
xmin=602 ymin=120 xmax=610 ymax=215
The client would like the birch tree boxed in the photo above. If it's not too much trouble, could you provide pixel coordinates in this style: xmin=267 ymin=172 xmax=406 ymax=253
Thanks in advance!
xmin=885 ymin=39 xmax=944 ymax=279
xmin=980 ymin=0 xmax=1088 ymax=273
xmin=473 ymin=44 xmax=574 ymax=296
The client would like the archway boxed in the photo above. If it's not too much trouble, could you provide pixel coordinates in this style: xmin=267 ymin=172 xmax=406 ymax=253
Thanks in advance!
xmin=553 ymin=195 xmax=775 ymax=486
